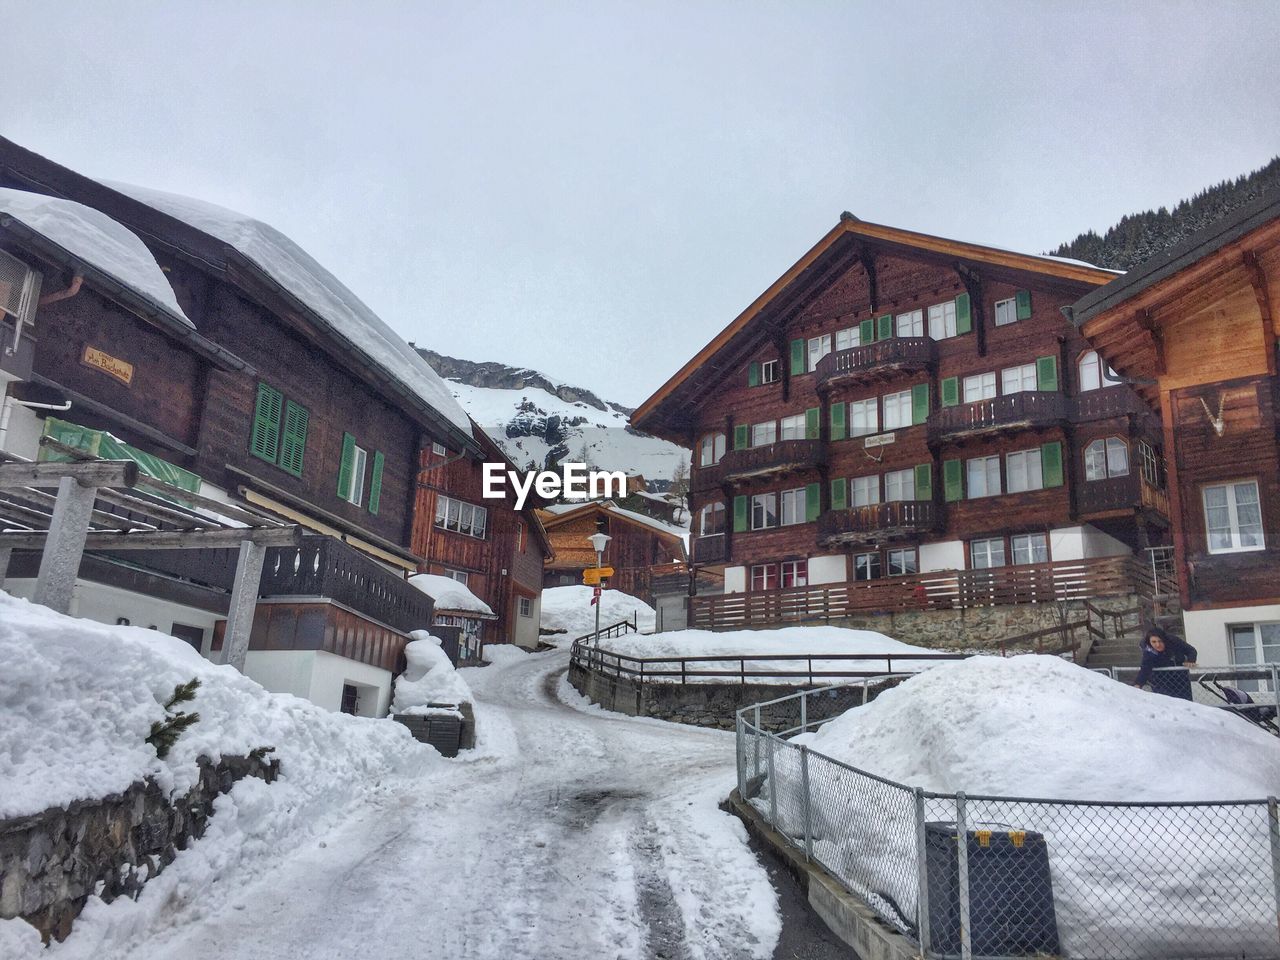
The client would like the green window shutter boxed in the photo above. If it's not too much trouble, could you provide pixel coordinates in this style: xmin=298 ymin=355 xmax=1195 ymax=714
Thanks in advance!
xmin=830 ymin=478 xmax=847 ymax=511
xmin=790 ymin=338 xmax=806 ymax=375
xmin=915 ymin=463 xmax=933 ymax=501
xmin=748 ymin=361 xmax=760 ymax=387
xmin=734 ymin=424 xmax=749 ymax=450
xmin=805 ymin=482 xmax=821 ymax=522
xmin=368 ymin=451 xmax=385 ymax=514
xmin=1041 ymin=441 xmax=1064 ymax=488
xmin=877 ymin=314 xmax=893 ymax=341
xmin=943 ymin=459 xmax=963 ymax=502
xmin=955 ymin=292 xmax=972 ymax=334
xmin=911 ymin=383 xmax=929 ymax=425
xmin=830 ymin=402 xmax=846 ymax=441
xmin=1016 ymin=289 xmax=1033 ymax=320
xmin=733 ymin=495 xmax=748 ymax=532
xmin=941 ymin=376 xmax=960 ymax=407
xmin=1036 ymin=355 xmax=1059 ymax=391
xmin=278 ymin=400 xmax=309 ymax=477
xmin=805 ymin=407 xmax=820 ymax=440
xmin=337 ymin=432 xmax=356 ymax=498
xmin=250 ymin=383 xmax=283 ymax=464
xmin=859 ymin=318 xmax=875 ymax=344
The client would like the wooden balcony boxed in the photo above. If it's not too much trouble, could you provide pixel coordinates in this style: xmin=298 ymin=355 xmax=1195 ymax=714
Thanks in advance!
xmin=694 ymin=439 xmax=825 ymax=490
xmin=928 ymin=391 xmax=1069 ymax=444
xmin=816 ymin=500 xmax=941 ymax=546
xmin=814 ymin=337 xmax=936 ymax=390
xmin=1072 ymin=388 xmax=1147 ymax=422
xmin=692 ymin=534 xmax=726 ymax=564
xmin=1075 ymin=474 xmax=1170 ymax=520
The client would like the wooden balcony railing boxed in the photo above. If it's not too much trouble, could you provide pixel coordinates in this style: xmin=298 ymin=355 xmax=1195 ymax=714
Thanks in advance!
xmin=1072 ymin=388 xmax=1147 ymax=422
xmin=692 ymin=439 xmax=825 ymax=491
xmin=689 ymin=555 xmax=1139 ymax=629
xmin=692 ymin=534 xmax=727 ymax=564
xmin=1075 ymin=474 xmax=1170 ymax=518
xmin=816 ymin=500 xmax=941 ymax=546
xmin=928 ymin=391 xmax=1069 ymax=443
xmin=814 ymin=337 xmax=936 ymax=390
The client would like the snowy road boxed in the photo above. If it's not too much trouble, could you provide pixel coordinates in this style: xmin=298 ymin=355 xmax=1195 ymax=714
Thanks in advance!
xmin=92 ymin=646 xmax=781 ymax=960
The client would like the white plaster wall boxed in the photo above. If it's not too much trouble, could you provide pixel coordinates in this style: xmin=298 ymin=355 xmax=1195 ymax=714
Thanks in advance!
xmin=513 ymin=594 xmax=542 ymax=649
xmin=309 ymin=649 xmax=393 ymax=717
xmin=1082 ymin=525 xmax=1131 ymax=558
xmin=723 ymin=566 xmax=746 ymax=594
xmin=1182 ymin=604 xmax=1280 ymax=669
xmin=243 ymin=650 xmax=317 ymax=701
xmin=1049 ymin=526 xmax=1086 ymax=562
xmin=807 ymin=554 xmax=847 ymax=585
xmin=920 ymin=540 xmax=964 ymax=573
xmin=1 ymin=400 xmax=44 ymax=461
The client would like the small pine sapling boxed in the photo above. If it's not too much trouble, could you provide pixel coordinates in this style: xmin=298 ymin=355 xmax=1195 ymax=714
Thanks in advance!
xmin=147 ymin=678 xmax=202 ymax=759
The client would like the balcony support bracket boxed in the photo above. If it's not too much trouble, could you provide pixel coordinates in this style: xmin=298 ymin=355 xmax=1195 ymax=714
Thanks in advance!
xmin=954 ymin=262 xmax=986 ymax=357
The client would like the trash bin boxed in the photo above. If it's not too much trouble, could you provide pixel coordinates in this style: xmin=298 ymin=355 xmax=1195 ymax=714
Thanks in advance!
xmin=925 ymin=822 xmax=1060 ymax=957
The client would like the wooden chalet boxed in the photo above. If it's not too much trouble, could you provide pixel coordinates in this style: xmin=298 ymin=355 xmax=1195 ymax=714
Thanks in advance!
xmin=632 ymin=214 xmax=1171 ymax=635
xmin=1070 ymin=193 xmax=1280 ymax=666
xmin=537 ymin=500 xmax=687 ymax=604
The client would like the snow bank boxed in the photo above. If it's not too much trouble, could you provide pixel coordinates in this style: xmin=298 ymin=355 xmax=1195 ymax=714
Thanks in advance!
xmin=0 ymin=188 xmax=191 ymax=327
xmin=391 ymin=634 xmax=473 ymax=713
xmin=407 ymin=573 xmax=494 ymax=616
xmin=539 ymin=585 xmax=656 ymax=640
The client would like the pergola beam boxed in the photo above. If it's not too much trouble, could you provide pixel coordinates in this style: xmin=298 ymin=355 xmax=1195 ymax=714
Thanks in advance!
xmin=0 ymin=524 xmax=305 ymax=551
xmin=0 ymin=460 xmax=138 ymax=491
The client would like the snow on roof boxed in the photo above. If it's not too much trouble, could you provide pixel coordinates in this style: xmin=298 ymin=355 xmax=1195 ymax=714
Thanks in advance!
xmin=1044 ymin=253 xmax=1124 ymax=274
xmin=0 ymin=187 xmax=192 ymax=328
xmin=408 ymin=573 xmax=495 ymax=618
xmin=606 ymin=503 xmax=688 ymax=541
xmin=634 ymin=490 xmax=675 ymax=503
xmin=102 ymin=181 xmax=471 ymax=434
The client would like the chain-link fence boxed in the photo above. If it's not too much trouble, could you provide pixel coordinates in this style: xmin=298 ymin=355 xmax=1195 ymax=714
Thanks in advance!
xmin=737 ymin=682 xmax=1280 ymax=959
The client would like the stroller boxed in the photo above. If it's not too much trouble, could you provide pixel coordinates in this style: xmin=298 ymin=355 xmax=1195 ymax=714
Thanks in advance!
xmin=1197 ymin=673 xmax=1280 ymax=735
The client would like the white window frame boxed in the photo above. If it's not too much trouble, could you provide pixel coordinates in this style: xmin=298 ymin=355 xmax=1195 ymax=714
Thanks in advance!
xmin=887 ymin=547 xmax=918 ymax=577
xmin=994 ymin=298 xmax=1018 ymax=327
xmin=1005 ymin=448 xmax=1044 ymax=494
xmin=435 ymin=495 xmax=489 ymax=539
xmin=896 ymin=309 xmax=924 ymax=338
xmin=1202 ymin=480 xmax=1265 ymax=554
xmin=1001 ymin=362 xmax=1038 ymax=396
xmin=853 ymin=551 xmax=881 ymax=581
xmin=928 ymin=301 xmax=957 ymax=340
xmin=1011 ymin=532 xmax=1049 ymax=565
xmin=780 ymin=487 xmax=808 ymax=526
xmin=834 ymin=326 xmax=860 ymax=351
xmin=699 ymin=502 xmax=725 ymax=536
xmin=779 ymin=414 xmax=806 ymax=441
xmin=431 ymin=441 xmax=448 ymax=456
xmin=780 ymin=559 xmax=808 ymax=588
xmin=851 ymin=475 xmax=880 ymax=508
xmin=518 ymin=596 xmax=533 ymax=618
xmin=750 ymin=563 xmax=778 ymax=592
xmin=966 ymin=455 xmax=1001 ymax=499
xmin=884 ymin=468 xmax=915 ymax=503
xmin=342 ymin=445 xmax=368 ymax=506
xmin=970 ymin=537 xmax=1006 ymax=569
xmin=1140 ymin=440 xmax=1160 ymax=487
xmin=882 ymin=389 xmax=913 ymax=430
xmin=1085 ymin=437 xmax=1130 ymax=481
xmin=700 ymin=432 xmax=726 ymax=466
xmin=751 ymin=421 xmax=777 ymax=447
xmin=963 ymin=371 xmax=997 ymax=403
xmin=807 ymin=334 xmax=833 ymax=372
xmin=444 ymin=568 xmax=469 ymax=586
xmin=1229 ymin=622 xmax=1280 ymax=675
xmin=751 ymin=492 xmax=778 ymax=530
xmin=849 ymin=398 xmax=878 ymax=437
xmin=760 ymin=359 xmax=779 ymax=384
xmin=1079 ymin=350 xmax=1120 ymax=392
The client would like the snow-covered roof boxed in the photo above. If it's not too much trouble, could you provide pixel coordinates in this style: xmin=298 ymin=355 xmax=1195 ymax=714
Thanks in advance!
xmin=607 ymin=503 xmax=689 ymax=541
xmin=408 ymin=574 xmax=496 ymax=618
xmin=0 ymin=187 xmax=192 ymax=328
xmin=102 ymin=181 xmax=472 ymax=435
xmin=634 ymin=489 xmax=675 ymax=504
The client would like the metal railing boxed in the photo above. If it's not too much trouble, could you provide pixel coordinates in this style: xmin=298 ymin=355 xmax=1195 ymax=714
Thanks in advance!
xmin=738 ymin=681 xmax=1280 ymax=959
xmin=572 ymin=613 xmax=639 ymax=645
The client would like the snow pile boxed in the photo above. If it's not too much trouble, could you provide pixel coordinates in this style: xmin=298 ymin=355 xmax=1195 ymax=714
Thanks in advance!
xmin=391 ymin=634 xmax=473 ymax=713
xmin=539 ymin=585 xmax=656 ymax=640
xmin=103 ymin=181 xmax=471 ymax=434
xmin=408 ymin=573 xmax=494 ymax=616
xmin=0 ymin=188 xmax=191 ymax=327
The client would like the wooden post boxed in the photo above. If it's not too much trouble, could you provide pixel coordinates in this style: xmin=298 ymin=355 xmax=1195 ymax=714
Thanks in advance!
xmin=33 ymin=476 xmax=97 ymax=614
xmin=0 ymin=545 xmax=9 ymax=589
xmin=223 ymin=539 xmax=267 ymax=672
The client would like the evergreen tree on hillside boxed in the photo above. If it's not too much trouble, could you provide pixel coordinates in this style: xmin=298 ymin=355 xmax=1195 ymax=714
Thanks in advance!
xmin=1052 ymin=157 xmax=1280 ymax=270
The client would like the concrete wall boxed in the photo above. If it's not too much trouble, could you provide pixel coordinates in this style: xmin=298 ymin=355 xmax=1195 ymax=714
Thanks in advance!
xmin=308 ymin=650 xmax=392 ymax=717
xmin=1182 ymin=603 xmax=1280 ymax=667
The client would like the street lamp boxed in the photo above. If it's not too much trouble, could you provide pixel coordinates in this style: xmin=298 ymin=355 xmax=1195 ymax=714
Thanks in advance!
xmin=587 ymin=532 xmax=611 ymax=643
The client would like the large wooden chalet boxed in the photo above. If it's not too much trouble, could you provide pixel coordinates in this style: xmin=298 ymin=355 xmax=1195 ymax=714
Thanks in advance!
xmin=632 ymin=214 xmax=1171 ymax=638
xmin=1070 ymin=194 xmax=1280 ymax=666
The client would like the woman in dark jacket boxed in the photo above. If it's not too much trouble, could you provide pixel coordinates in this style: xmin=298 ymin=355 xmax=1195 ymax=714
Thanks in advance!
xmin=1133 ymin=625 xmax=1198 ymax=699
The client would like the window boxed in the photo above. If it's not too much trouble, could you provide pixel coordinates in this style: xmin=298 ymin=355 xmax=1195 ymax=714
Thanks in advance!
xmin=517 ymin=521 xmax=527 ymax=553
xmin=751 ymin=492 xmax=778 ymax=530
xmin=780 ymin=487 xmax=808 ymax=526
xmin=250 ymin=383 xmax=310 ymax=478
xmin=435 ymin=495 xmax=489 ymax=539
xmin=700 ymin=433 xmax=726 ymax=466
xmin=849 ymin=398 xmax=879 ymax=437
xmin=928 ymin=301 xmax=957 ymax=340
xmin=970 ymin=538 xmax=1006 ymax=569
xmin=851 ymin=475 xmax=880 ymax=508
xmin=781 ymin=559 xmax=808 ymax=588
xmin=750 ymin=564 xmax=778 ymax=591
xmin=444 ymin=568 xmax=469 ymax=586
xmin=966 ymin=456 xmax=1001 ymax=498
xmin=1085 ymin=437 xmax=1130 ymax=481
xmin=779 ymin=414 xmax=806 ymax=441
xmin=963 ymin=372 xmax=997 ymax=403
xmin=432 ymin=441 xmax=448 ymax=456
xmin=1079 ymin=350 xmax=1119 ymax=391
xmin=1229 ymin=622 xmax=1280 ymax=673
xmin=882 ymin=389 xmax=913 ymax=430
xmin=887 ymin=548 xmax=918 ymax=577
xmin=341 ymin=444 xmax=368 ymax=506
xmin=518 ymin=596 xmax=533 ymax=618
xmin=1203 ymin=480 xmax=1265 ymax=553
xmin=1011 ymin=533 xmax=1049 ymax=565
xmin=760 ymin=359 xmax=779 ymax=384
xmin=1001 ymin=362 xmax=1038 ymax=395
xmin=884 ymin=468 xmax=915 ymax=502
xmin=835 ymin=326 xmax=861 ymax=351
xmin=751 ymin=421 xmax=777 ymax=447
xmin=699 ymin=502 xmax=726 ymax=536
xmin=807 ymin=334 xmax=832 ymax=371
xmin=1006 ymin=449 xmax=1044 ymax=493
xmin=994 ymin=298 xmax=1018 ymax=326
xmin=1140 ymin=441 xmax=1160 ymax=487
xmin=853 ymin=552 xmax=882 ymax=581
xmin=896 ymin=309 xmax=924 ymax=338
xmin=337 ymin=434 xmax=383 ymax=513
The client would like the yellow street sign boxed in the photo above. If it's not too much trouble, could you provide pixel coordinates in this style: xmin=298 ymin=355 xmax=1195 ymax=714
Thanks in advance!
xmin=582 ymin=567 xmax=615 ymax=585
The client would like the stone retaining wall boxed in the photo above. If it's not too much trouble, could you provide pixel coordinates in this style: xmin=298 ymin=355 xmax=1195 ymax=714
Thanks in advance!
xmin=0 ymin=752 xmax=279 ymax=943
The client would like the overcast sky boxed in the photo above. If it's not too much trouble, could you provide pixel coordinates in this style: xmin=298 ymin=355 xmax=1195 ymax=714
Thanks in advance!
xmin=5 ymin=1 xmax=1278 ymax=406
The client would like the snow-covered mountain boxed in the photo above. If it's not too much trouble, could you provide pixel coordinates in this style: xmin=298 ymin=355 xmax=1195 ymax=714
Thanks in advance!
xmin=415 ymin=349 xmax=689 ymax=486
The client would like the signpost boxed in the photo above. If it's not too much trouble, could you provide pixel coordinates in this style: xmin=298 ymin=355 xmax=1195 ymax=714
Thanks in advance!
xmin=585 ymin=532 xmax=611 ymax=644
xmin=581 ymin=566 xmax=615 ymax=585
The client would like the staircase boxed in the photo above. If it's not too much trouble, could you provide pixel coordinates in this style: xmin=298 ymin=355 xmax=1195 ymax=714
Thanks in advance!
xmin=1084 ymin=547 xmax=1183 ymax=672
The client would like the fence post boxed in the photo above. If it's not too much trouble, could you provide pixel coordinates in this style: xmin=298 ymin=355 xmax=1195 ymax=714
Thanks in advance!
xmin=1271 ymin=664 xmax=1279 ymax=713
xmin=800 ymin=745 xmax=813 ymax=862
xmin=753 ymin=704 xmax=762 ymax=782
xmin=955 ymin=791 xmax=972 ymax=960
xmin=1269 ymin=797 xmax=1280 ymax=947
xmin=800 ymin=691 xmax=808 ymax=734
xmin=766 ymin=733 xmax=778 ymax=827
xmin=736 ymin=715 xmax=745 ymax=797
xmin=914 ymin=787 xmax=932 ymax=958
